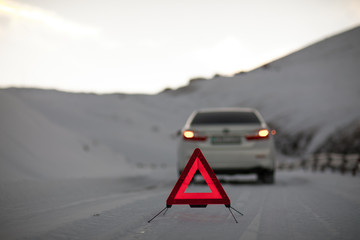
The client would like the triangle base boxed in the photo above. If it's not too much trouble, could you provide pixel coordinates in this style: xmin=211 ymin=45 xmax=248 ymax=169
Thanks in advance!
xmin=190 ymin=205 xmax=207 ymax=208
xmin=148 ymin=204 xmax=242 ymax=223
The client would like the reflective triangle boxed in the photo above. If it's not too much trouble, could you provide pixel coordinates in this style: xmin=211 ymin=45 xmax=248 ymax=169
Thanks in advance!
xmin=166 ymin=148 xmax=230 ymax=206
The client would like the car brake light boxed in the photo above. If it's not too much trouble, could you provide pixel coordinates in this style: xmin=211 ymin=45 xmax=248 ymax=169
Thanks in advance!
xmin=183 ymin=130 xmax=208 ymax=141
xmin=258 ymin=129 xmax=269 ymax=137
xmin=246 ymin=129 xmax=270 ymax=140
xmin=183 ymin=130 xmax=195 ymax=138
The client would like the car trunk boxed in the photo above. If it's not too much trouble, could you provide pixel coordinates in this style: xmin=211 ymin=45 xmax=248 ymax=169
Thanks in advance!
xmin=189 ymin=124 xmax=263 ymax=150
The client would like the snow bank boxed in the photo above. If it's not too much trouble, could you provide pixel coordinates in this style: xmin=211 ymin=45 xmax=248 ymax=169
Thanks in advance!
xmin=0 ymin=91 xmax=139 ymax=181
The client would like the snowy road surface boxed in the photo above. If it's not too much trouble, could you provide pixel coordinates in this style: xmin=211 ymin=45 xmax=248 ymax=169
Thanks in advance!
xmin=1 ymin=171 xmax=359 ymax=240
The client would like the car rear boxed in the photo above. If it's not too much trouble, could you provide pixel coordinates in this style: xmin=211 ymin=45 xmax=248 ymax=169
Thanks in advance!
xmin=177 ymin=108 xmax=276 ymax=183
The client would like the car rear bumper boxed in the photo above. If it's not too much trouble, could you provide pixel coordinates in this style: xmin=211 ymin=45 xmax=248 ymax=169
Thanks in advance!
xmin=177 ymin=148 xmax=275 ymax=173
xmin=209 ymin=167 xmax=274 ymax=175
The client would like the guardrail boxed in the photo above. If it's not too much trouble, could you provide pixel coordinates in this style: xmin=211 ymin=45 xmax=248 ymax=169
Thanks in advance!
xmin=277 ymin=153 xmax=360 ymax=176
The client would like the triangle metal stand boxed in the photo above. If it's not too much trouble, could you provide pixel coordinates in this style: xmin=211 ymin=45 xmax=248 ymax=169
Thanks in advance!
xmin=147 ymin=205 xmax=243 ymax=223
xmin=147 ymin=207 xmax=167 ymax=223
xmin=227 ymin=206 xmax=243 ymax=223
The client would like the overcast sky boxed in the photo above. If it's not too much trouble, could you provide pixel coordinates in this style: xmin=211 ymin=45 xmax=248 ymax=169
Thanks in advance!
xmin=0 ymin=0 xmax=359 ymax=94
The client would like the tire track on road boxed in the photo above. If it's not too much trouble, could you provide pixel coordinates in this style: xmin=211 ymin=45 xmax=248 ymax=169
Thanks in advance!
xmin=238 ymin=189 xmax=267 ymax=240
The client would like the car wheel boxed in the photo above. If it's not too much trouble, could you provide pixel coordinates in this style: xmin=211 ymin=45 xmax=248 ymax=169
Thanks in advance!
xmin=258 ymin=171 xmax=275 ymax=184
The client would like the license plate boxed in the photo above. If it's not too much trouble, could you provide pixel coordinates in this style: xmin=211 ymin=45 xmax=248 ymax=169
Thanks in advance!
xmin=211 ymin=136 xmax=241 ymax=145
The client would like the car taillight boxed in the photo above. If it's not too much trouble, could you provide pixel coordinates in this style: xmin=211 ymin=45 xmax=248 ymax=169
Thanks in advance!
xmin=183 ymin=130 xmax=208 ymax=141
xmin=246 ymin=129 xmax=270 ymax=140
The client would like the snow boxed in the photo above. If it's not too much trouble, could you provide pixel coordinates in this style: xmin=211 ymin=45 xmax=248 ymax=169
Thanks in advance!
xmin=0 ymin=91 xmax=142 ymax=181
xmin=0 ymin=26 xmax=360 ymax=239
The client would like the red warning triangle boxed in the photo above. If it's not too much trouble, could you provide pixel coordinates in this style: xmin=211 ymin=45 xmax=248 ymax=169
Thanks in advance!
xmin=167 ymin=148 xmax=230 ymax=207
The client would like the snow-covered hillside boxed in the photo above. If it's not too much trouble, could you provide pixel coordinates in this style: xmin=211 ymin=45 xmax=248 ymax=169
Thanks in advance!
xmin=1 ymin=26 xmax=360 ymax=182
xmin=0 ymin=90 xmax=146 ymax=181
xmin=160 ymin=25 xmax=360 ymax=156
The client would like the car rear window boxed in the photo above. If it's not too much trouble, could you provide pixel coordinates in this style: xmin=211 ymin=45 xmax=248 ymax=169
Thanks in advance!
xmin=190 ymin=111 xmax=261 ymax=125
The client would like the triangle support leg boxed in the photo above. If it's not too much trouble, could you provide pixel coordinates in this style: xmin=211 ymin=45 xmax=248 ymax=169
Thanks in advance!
xmin=230 ymin=206 xmax=244 ymax=216
xmin=228 ymin=207 xmax=238 ymax=223
xmin=163 ymin=207 xmax=169 ymax=215
xmin=148 ymin=207 xmax=168 ymax=223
